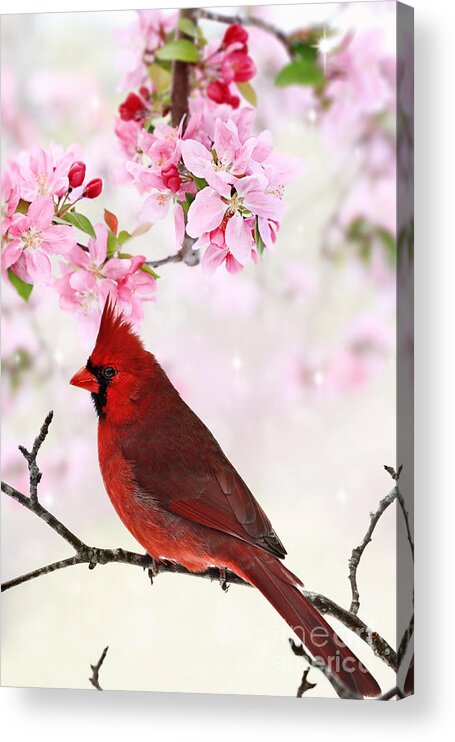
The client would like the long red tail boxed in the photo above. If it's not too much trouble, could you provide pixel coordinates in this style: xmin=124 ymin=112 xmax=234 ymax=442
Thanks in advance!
xmin=239 ymin=552 xmax=381 ymax=698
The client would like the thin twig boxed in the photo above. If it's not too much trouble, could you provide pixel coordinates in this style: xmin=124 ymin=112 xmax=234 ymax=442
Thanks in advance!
xmin=89 ymin=646 xmax=109 ymax=691
xmin=384 ymin=466 xmax=414 ymax=568
xmin=348 ymin=487 xmax=397 ymax=615
xmin=17 ymin=410 xmax=53 ymax=505
xmin=146 ymin=253 xmax=183 ymax=268
xmin=303 ymin=590 xmax=396 ymax=671
xmin=378 ymin=686 xmax=405 ymax=701
xmin=296 ymin=667 xmax=317 ymax=698
xmin=289 ymin=639 xmax=361 ymax=700
xmin=145 ymin=236 xmax=199 ymax=270
xmin=396 ymin=488 xmax=414 ymax=560
xmin=397 ymin=614 xmax=414 ymax=669
xmin=2 ymin=480 xmax=87 ymax=553
xmin=197 ymin=8 xmax=291 ymax=53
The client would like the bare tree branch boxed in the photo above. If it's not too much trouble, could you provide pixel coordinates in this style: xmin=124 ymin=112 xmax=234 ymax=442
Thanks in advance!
xmin=161 ymin=9 xmax=200 ymax=270
xmin=378 ymin=686 xmax=405 ymax=701
xmin=396 ymin=488 xmax=414 ymax=560
xmin=397 ymin=614 xmax=414 ymax=669
xmin=145 ymin=235 xmax=200 ymax=271
xmin=2 ymin=412 xmax=398 ymax=682
xmin=348 ymin=487 xmax=397 ymax=615
xmin=89 ymin=646 xmax=109 ymax=691
xmin=18 ymin=410 xmax=53 ymax=505
xmin=383 ymin=466 xmax=414 ymax=561
xmin=171 ymin=8 xmax=197 ymax=130
xmin=289 ymin=638 xmax=361 ymax=700
xmin=296 ymin=666 xmax=317 ymax=698
xmin=197 ymin=8 xmax=291 ymax=53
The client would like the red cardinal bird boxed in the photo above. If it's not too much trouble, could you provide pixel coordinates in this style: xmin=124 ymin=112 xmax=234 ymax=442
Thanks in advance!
xmin=70 ymin=301 xmax=380 ymax=698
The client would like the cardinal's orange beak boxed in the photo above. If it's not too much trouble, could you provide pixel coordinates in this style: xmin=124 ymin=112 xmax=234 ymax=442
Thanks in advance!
xmin=70 ymin=367 xmax=99 ymax=393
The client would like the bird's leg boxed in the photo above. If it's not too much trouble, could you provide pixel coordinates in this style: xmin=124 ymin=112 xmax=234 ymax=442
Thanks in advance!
xmin=219 ymin=567 xmax=230 ymax=593
xmin=145 ymin=554 xmax=162 ymax=586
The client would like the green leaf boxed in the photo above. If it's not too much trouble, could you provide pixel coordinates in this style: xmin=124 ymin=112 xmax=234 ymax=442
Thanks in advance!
xmin=193 ymin=176 xmax=208 ymax=191
xmin=117 ymin=230 xmax=132 ymax=246
xmin=236 ymin=81 xmax=257 ymax=107
xmin=107 ymin=231 xmax=118 ymax=255
xmin=156 ymin=39 xmax=200 ymax=63
xmin=148 ymin=63 xmax=172 ymax=94
xmin=140 ymin=263 xmax=160 ymax=279
xmin=254 ymin=217 xmax=266 ymax=256
xmin=178 ymin=17 xmax=198 ymax=37
xmin=62 ymin=210 xmax=96 ymax=238
xmin=289 ymin=40 xmax=318 ymax=64
xmin=347 ymin=218 xmax=367 ymax=241
xmin=377 ymin=228 xmax=397 ymax=264
xmin=8 ymin=269 xmax=33 ymax=300
xmin=275 ymin=59 xmax=324 ymax=88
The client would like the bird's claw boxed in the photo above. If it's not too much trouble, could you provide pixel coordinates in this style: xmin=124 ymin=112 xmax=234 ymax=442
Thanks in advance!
xmin=219 ymin=567 xmax=230 ymax=593
xmin=146 ymin=555 xmax=161 ymax=585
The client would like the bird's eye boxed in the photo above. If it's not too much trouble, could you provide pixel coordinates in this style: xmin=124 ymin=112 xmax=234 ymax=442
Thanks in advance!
xmin=102 ymin=366 xmax=117 ymax=380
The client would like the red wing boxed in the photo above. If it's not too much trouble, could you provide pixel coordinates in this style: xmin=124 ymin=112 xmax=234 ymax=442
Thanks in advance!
xmin=120 ymin=410 xmax=286 ymax=559
xmin=166 ymin=465 xmax=286 ymax=558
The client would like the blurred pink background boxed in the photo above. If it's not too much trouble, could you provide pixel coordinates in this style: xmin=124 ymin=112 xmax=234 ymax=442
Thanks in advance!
xmin=1 ymin=3 xmax=405 ymax=697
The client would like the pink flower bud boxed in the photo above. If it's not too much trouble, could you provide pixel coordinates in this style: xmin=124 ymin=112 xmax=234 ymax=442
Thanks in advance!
xmin=223 ymin=23 xmax=249 ymax=52
xmin=161 ymin=164 xmax=181 ymax=193
xmin=83 ymin=178 xmax=103 ymax=199
xmin=68 ymin=161 xmax=86 ymax=188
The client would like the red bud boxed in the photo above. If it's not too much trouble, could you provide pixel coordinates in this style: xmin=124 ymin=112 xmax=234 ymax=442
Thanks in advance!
xmin=207 ymin=81 xmax=240 ymax=109
xmin=223 ymin=23 xmax=249 ymax=52
xmin=68 ymin=161 xmax=86 ymax=188
xmin=223 ymin=51 xmax=256 ymax=83
xmin=161 ymin=164 xmax=181 ymax=193
xmin=83 ymin=178 xmax=103 ymax=199
xmin=119 ymin=92 xmax=146 ymax=122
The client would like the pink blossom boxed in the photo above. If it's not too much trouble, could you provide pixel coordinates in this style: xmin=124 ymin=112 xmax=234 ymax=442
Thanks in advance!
xmin=113 ymin=267 xmax=157 ymax=325
xmin=1 ymin=170 xmax=20 ymax=236
xmin=181 ymin=119 xmax=258 ymax=198
xmin=56 ymin=223 xmax=156 ymax=326
xmin=3 ymin=196 xmax=76 ymax=283
xmin=139 ymin=191 xmax=173 ymax=222
xmin=14 ymin=144 xmax=82 ymax=202
xmin=118 ymin=10 xmax=177 ymax=90
xmin=114 ymin=118 xmax=142 ymax=159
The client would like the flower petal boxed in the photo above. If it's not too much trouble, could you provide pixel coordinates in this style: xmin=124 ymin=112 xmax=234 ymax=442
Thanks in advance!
xmin=200 ymin=243 xmax=228 ymax=275
xmin=186 ymin=188 xmax=226 ymax=237
xmin=27 ymin=196 xmax=54 ymax=231
xmin=225 ymin=212 xmax=252 ymax=264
